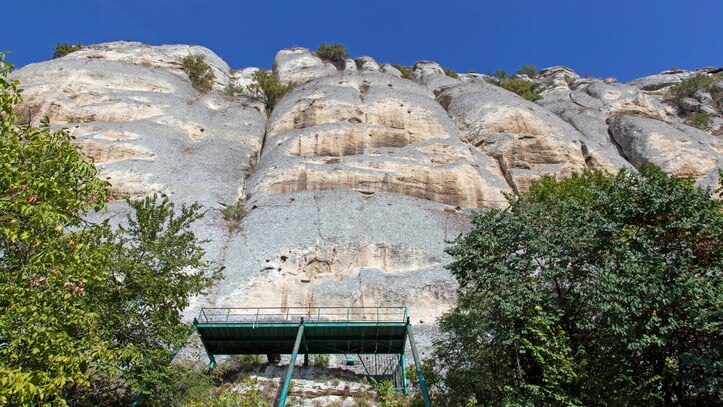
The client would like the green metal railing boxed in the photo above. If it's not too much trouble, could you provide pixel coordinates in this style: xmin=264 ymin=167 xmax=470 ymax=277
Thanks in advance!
xmin=193 ymin=306 xmax=430 ymax=406
xmin=196 ymin=306 xmax=409 ymax=325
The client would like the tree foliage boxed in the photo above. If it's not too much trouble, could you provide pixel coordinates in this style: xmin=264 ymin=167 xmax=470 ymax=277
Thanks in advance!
xmin=1 ymin=52 xmax=113 ymax=405
xmin=487 ymin=68 xmax=542 ymax=101
xmin=180 ymin=54 xmax=215 ymax=93
xmin=316 ymin=42 xmax=348 ymax=69
xmin=435 ymin=166 xmax=722 ymax=406
xmin=391 ymin=64 xmax=413 ymax=79
xmin=0 ymin=53 xmax=221 ymax=406
xmin=53 ymin=43 xmax=82 ymax=59
xmin=242 ymin=69 xmax=293 ymax=112
xmin=515 ymin=65 xmax=538 ymax=78
xmin=668 ymin=73 xmax=714 ymax=102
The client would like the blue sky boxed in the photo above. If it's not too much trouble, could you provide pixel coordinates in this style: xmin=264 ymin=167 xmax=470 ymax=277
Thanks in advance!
xmin=3 ymin=0 xmax=722 ymax=81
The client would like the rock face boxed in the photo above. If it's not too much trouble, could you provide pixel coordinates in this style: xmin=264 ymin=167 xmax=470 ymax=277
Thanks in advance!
xmin=437 ymin=79 xmax=588 ymax=193
xmin=609 ymin=115 xmax=721 ymax=189
xmin=10 ymin=42 xmax=722 ymax=351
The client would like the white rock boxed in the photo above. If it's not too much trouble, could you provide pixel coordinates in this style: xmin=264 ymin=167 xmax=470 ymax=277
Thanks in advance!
xmin=273 ymin=48 xmax=337 ymax=85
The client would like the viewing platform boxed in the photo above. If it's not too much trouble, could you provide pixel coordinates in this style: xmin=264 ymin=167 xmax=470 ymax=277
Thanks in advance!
xmin=193 ymin=306 xmax=431 ymax=406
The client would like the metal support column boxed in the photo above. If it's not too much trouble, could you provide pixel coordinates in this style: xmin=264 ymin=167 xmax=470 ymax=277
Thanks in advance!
xmin=276 ymin=319 xmax=305 ymax=407
xmin=400 ymin=353 xmax=408 ymax=394
xmin=407 ymin=325 xmax=431 ymax=407
xmin=194 ymin=318 xmax=217 ymax=372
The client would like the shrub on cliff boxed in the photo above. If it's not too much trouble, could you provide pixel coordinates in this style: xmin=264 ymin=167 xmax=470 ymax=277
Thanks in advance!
xmin=443 ymin=67 xmax=459 ymax=79
xmin=668 ymin=73 xmax=714 ymax=102
xmin=242 ymin=69 xmax=293 ymax=112
xmin=687 ymin=111 xmax=713 ymax=131
xmin=316 ymin=42 xmax=348 ymax=69
xmin=53 ymin=42 xmax=82 ymax=59
xmin=487 ymin=68 xmax=543 ymax=101
xmin=181 ymin=54 xmax=215 ymax=93
xmin=391 ymin=64 xmax=413 ymax=79
xmin=516 ymin=64 xmax=538 ymax=78
xmin=434 ymin=165 xmax=722 ymax=406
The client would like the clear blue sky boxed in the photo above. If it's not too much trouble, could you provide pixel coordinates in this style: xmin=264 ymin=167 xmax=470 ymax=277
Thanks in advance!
xmin=3 ymin=0 xmax=722 ymax=81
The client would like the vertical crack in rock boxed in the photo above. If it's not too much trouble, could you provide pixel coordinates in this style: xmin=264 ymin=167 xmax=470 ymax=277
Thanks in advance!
xmin=312 ymin=191 xmax=323 ymax=252
xmin=493 ymin=153 xmax=519 ymax=195
xmin=579 ymin=141 xmax=594 ymax=169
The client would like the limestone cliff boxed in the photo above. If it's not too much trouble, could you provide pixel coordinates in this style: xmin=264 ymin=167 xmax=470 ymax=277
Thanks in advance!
xmin=11 ymin=42 xmax=722 ymax=346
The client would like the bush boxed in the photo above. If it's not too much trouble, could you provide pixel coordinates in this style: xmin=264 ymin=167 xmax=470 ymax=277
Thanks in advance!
xmin=186 ymin=377 xmax=271 ymax=407
xmin=53 ymin=42 xmax=82 ymax=59
xmin=516 ymin=64 xmax=537 ymax=78
xmin=487 ymin=68 xmax=542 ymax=101
xmin=371 ymin=379 xmax=411 ymax=407
xmin=443 ymin=67 xmax=459 ymax=79
xmin=435 ymin=165 xmax=722 ymax=406
xmin=668 ymin=73 xmax=714 ymax=102
xmin=391 ymin=64 xmax=413 ymax=79
xmin=242 ymin=69 xmax=293 ymax=112
xmin=316 ymin=42 xmax=349 ymax=68
xmin=181 ymin=54 xmax=215 ymax=93
xmin=500 ymin=77 xmax=542 ymax=101
xmin=687 ymin=111 xmax=713 ymax=131
xmin=222 ymin=197 xmax=247 ymax=231
xmin=310 ymin=354 xmax=330 ymax=368
xmin=224 ymin=81 xmax=245 ymax=96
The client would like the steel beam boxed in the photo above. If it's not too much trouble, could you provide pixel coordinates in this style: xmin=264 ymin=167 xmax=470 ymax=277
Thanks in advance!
xmin=407 ymin=326 xmax=431 ymax=407
xmin=276 ymin=320 xmax=304 ymax=406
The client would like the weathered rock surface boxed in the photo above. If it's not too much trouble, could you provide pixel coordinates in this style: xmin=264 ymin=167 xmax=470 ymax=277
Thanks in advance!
xmin=274 ymin=48 xmax=338 ymax=85
xmin=12 ymin=41 xmax=267 ymax=284
xmin=627 ymin=70 xmax=695 ymax=91
xmin=609 ymin=115 xmax=721 ymax=189
xmin=437 ymin=79 xmax=589 ymax=192
xmin=10 ymin=42 xmax=722 ymax=367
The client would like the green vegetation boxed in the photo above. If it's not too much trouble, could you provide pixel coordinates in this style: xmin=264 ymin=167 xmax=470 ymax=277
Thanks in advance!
xmin=316 ymin=42 xmax=349 ymax=68
xmin=224 ymin=81 xmax=245 ymax=96
xmin=0 ymin=52 xmax=222 ymax=406
xmin=53 ymin=42 xmax=82 ymax=59
xmin=487 ymin=68 xmax=543 ymax=101
xmin=310 ymin=354 xmax=330 ymax=368
xmin=668 ymin=73 xmax=714 ymax=102
xmin=515 ymin=64 xmax=538 ymax=78
xmin=391 ymin=64 xmax=413 ymax=79
xmin=371 ymin=379 xmax=411 ymax=407
xmin=443 ymin=67 xmax=459 ymax=79
xmin=222 ymin=197 xmax=247 ymax=232
xmin=687 ymin=111 xmax=713 ymax=131
xmin=181 ymin=54 xmax=215 ymax=93
xmin=242 ymin=69 xmax=293 ymax=112
xmin=434 ymin=165 xmax=722 ymax=405
xmin=185 ymin=378 xmax=271 ymax=407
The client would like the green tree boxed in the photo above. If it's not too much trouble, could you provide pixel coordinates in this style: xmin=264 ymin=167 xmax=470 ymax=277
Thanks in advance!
xmin=443 ymin=67 xmax=459 ymax=79
xmin=391 ymin=64 xmax=413 ymax=79
xmin=487 ymin=68 xmax=542 ymax=101
xmin=53 ymin=43 xmax=82 ymax=59
xmin=67 ymin=195 xmax=222 ymax=405
xmin=668 ymin=73 xmax=714 ymax=102
xmin=436 ymin=166 xmax=722 ymax=406
xmin=180 ymin=54 xmax=215 ymax=93
xmin=316 ymin=42 xmax=349 ymax=69
xmin=242 ymin=69 xmax=293 ymax=112
xmin=1 ymin=52 xmax=113 ymax=405
xmin=0 ymin=53 xmax=221 ymax=406
xmin=516 ymin=65 xmax=537 ymax=78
